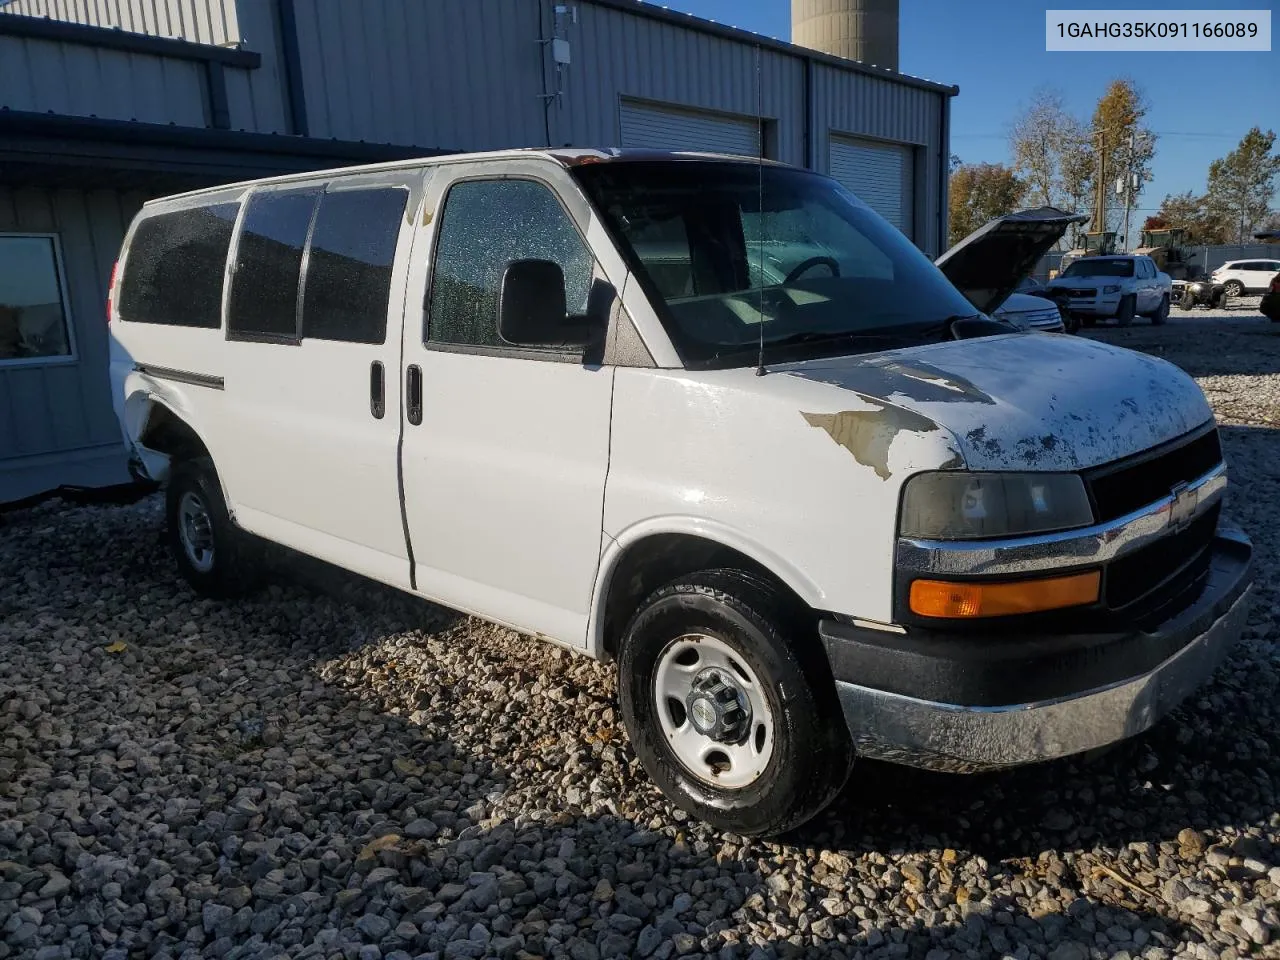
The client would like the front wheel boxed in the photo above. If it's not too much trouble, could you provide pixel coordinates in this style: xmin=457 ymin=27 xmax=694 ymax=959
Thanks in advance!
xmin=618 ymin=569 xmax=852 ymax=837
xmin=1151 ymin=294 xmax=1169 ymax=325
xmin=1115 ymin=294 xmax=1136 ymax=327
xmin=1179 ymin=289 xmax=1196 ymax=310
xmin=166 ymin=458 xmax=262 ymax=598
xmin=1223 ymin=280 xmax=1244 ymax=299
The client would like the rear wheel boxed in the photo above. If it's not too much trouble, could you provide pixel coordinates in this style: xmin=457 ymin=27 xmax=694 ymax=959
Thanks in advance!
xmin=166 ymin=457 xmax=261 ymax=598
xmin=1223 ymin=279 xmax=1244 ymax=299
xmin=1151 ymin=295 xmax=1169 ymax=325
xmin=1116 ymin=294 xmax=1136 ymax=327
xmin=618 ymin=569 xmax=852 ymax=837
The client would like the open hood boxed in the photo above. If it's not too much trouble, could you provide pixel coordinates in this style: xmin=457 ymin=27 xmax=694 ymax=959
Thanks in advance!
xmin=935 ymin=206 xmax=1087 ymax=314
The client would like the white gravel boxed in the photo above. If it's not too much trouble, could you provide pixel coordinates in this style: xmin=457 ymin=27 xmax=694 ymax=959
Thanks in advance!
xmin=2 ymin=321 xmax=1279 ymax=960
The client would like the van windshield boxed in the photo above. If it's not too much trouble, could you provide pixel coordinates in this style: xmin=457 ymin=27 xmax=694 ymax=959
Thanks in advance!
xmin=572 ymin=161 xmax=981 ymax=368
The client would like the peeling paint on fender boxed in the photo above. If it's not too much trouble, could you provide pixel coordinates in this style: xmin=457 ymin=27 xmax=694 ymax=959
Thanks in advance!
xmin=801 ymin=404 xmax=939 ymax=480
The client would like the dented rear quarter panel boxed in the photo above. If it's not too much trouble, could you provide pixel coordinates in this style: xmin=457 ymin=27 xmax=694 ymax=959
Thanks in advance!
xmin=603 ymin=366 xmax=967 ymax=624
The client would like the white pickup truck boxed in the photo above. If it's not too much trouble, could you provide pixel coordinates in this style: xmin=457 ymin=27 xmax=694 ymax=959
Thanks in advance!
xmin=1046 ymin=254 xmax=1172 ymax=326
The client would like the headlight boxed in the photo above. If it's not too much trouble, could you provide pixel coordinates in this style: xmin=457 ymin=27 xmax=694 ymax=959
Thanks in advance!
xmin=899 ymin=472 xmax=1094 ymax=540
xmin=1103 ymin=285 xmax=1121 ymax=294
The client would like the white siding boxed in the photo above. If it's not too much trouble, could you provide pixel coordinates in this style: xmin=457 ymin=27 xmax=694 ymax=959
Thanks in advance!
xmin=829 ymin=135 xmax=914 ymax=236
xmin=619 ymin=100 xmax=761 ymax=156
xmin=2 ymin=0 xmax=239 ymax=44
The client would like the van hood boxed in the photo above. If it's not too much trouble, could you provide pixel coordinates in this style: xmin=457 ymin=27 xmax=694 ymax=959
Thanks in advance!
xmin=777 ymin=334 xmax=1213 ymax=472
xmin=935 ymin=206 xmax=1087 ymax=314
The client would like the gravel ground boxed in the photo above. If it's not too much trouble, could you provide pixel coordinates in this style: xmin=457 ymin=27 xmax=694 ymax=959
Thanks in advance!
xmin=3 ymin=321 xmax=1279 ymax=960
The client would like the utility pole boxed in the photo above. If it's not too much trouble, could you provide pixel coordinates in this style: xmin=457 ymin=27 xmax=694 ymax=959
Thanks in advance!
xmin=1122 ymin=130 xmax=1134 ymax=252
xmin=1092 ymin=130 xmax=1107 ymax=248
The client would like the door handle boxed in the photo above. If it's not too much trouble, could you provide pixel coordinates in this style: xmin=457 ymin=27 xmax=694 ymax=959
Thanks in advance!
xmin=406 ymin=364 xmax=423 ymax=426
xmin=370 ymin=361 xmax=385 ymax=419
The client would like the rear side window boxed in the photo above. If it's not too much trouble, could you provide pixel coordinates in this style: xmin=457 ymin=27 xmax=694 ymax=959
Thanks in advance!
xmin=227 ymin=190 xmax=318 ymax=341
xmin=301 ymin=188 xmax=408 ymax=344
xmin=118 ymin=203 xmax=238 ymax=327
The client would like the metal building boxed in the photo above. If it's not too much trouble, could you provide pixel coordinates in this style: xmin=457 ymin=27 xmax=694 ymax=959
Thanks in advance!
xmin=0 ymin=0 xmax=956 ymax=503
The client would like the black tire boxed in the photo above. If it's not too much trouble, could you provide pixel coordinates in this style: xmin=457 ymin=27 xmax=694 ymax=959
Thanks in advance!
xmin=618 ymin=569 xmax=852 ymax=837
xmin=1115 ymin=294 xmax=1136 ymax=327
xmin=1179 ymin=289 xmax=1196 ymax=311
xmin=1223 ymin=280 xmax=1244 ymax=299
xmin=1151 ymin=294 xmax=1169 ymax=325
xmin=165 ymin=457 xmax=262 ymax=598
xmin=1081 ymin=315 xmax=1098 ymax=328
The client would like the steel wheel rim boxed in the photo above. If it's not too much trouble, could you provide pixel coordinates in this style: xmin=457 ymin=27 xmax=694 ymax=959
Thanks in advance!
xmin=177 ymin=491 xmax=215 ymax=573
xmin=653 ymin=633 xmax=775 ymax=789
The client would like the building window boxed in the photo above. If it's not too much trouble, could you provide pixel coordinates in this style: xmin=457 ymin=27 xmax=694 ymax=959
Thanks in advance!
xmin=427 ymin=179 xmax=594 ymax=352
xmin=0 ymin=235 xmax=73 ymax=364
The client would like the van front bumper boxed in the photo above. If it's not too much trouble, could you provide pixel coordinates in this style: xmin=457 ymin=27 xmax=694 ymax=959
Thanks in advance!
xmin=821 ymin=530 xmax=1253 ymax=772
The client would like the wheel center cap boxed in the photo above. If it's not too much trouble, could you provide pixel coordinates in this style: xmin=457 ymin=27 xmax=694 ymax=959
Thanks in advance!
xmin=685 ymin=669 xmax=749 ymax=743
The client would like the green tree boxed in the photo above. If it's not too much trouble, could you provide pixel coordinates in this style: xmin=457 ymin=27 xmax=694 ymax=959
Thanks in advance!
xmin=1153 ymin=191 xmax=1229 ymax=245
xmin=1090 ymin=79 xmax=1156 ymax=239
xmin=948 ymin=163 xmax=1027 ymax=246
xmin=1205 ymin=127 xmax=1280 ymax=243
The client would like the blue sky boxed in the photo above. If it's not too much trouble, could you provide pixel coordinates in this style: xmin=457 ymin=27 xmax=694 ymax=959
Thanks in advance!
xmin=657 ymin=0 xmax=1279 ymax=218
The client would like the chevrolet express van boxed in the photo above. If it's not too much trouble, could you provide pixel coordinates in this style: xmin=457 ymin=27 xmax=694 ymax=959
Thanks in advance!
xmin=109 ymin=150 xmax=1253 ymax=836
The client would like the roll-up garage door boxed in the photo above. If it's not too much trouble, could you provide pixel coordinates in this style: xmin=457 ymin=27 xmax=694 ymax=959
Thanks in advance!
xmin=619 ymin=100 xmax=761 ymax=157
xmin=829 ymin=136 xmax=914 ymax=237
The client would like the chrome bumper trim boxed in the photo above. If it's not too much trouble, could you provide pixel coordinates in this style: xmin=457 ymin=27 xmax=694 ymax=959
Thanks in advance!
xmin=897 ymin=463 xmax=1226 ymax=577
xmin=836 ymin=583 xmax=1253 ymax=773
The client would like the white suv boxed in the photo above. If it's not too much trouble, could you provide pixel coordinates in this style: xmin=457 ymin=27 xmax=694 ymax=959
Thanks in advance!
xmin=1046 ymin=254 xmax=1172 ymax=326
xmin=1212 ymin=259 xmax=1280 ymax=298
xmin=108 ymin=150 xmax=1253 ymax=836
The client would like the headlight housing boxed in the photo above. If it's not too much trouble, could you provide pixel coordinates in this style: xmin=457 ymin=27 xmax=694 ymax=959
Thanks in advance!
xmin=1103 ymin=284 xmax=1121 ymax=294
xmin=899 ymin=472 xmax=1094 ymax=540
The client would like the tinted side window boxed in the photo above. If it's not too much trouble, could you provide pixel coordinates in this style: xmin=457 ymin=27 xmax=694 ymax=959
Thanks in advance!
xmin=228 ymin=191 xmax=318 ymax=340
xmin=301 ymin=188 xmax=408 ymax=344
xmin=428 ymin=179 xmax=593 ymax=350
xmin=119 ymin=204 xmax=238 ymax=327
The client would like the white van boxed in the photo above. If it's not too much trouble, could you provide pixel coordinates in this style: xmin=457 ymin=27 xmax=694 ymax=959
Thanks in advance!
xmin=109 ymin=150 xmax=1253 ymax=836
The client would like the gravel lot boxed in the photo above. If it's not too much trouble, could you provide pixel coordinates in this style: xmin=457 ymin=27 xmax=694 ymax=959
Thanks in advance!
xmin=3 ymin=319 xmax=1279 ymax=960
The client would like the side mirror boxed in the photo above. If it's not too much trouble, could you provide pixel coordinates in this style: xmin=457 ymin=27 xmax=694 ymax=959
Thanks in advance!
xmin=499 ymin=259 xmax=587 ymax=347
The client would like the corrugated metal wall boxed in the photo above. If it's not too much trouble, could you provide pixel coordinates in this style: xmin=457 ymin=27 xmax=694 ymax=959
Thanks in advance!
xmin=0 ymin=186 xmax=144 ymax=501
xmin=284 ymin=0 xmax=947 ymax=252
xmin=0 ymin=34 xmax=208 ymax=125
xmin=289 ymin=0 xmax=547 ymax=149
xmin=2 ymin=0 xmax=239 ymax=45
xmin=2 ymin=0 xmax=290 ymax=134
xmin=812 ymin=63 xmax=944 ymax=253
xmin=553 ymin=2 xmax=805 ymax=165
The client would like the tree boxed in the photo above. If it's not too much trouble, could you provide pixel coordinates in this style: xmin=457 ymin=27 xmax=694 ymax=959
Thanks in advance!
xmin=948 ymin=163 xmax=1027 ymax=245
xmin=1153 ymin=191 xmax=1229 ymax=245
xmin=1090 ymin=79 xmax=1156 ymax=240
xmin=1009 ymin=89 xmax=1092 ymax=211
xmin=1205 ymin=127 xmax=1280 ymax=244
xmin=1142 ymin=215 xmax=1167 ymax=231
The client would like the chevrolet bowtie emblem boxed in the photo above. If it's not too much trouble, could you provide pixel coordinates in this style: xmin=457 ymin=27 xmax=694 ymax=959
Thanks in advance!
xmin=1168 ymin=481 xmax=1196 ymax=531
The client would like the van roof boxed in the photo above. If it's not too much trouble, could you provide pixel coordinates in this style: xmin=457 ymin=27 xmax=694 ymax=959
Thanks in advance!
xmin=143 ymin=148 xmax=794 ymax=207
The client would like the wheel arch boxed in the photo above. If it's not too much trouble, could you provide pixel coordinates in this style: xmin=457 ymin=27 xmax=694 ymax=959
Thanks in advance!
xmin=587 ymin=518 xmax=825 ymax=661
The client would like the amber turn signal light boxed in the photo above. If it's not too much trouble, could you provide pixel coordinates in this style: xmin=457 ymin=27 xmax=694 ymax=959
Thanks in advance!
xmin=909 ymin=570 xmax=1101 ymax=619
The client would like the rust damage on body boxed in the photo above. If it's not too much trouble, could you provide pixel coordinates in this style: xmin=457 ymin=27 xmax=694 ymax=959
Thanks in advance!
xmin=801 ymin=404 xmax=941 ymax=480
